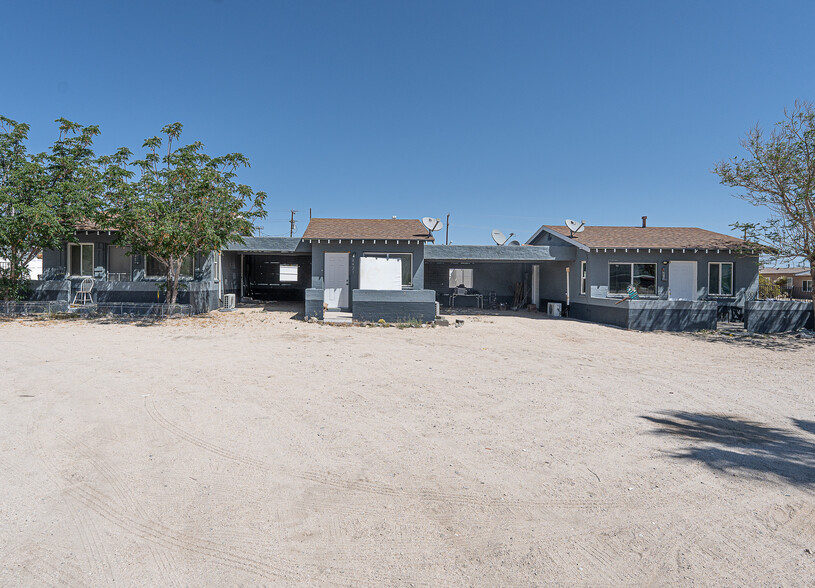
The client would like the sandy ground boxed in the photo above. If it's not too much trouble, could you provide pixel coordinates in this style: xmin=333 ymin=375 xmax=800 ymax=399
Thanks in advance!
xmin=1 ymin=305 xmax=814 ymax=587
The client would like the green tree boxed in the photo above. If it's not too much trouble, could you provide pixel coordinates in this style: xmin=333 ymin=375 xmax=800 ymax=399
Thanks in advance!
xmin=714 ymin=100 xmax=815 ymax=314
xmin=100 ymin=123 xmax=266 ymax=305
xmin=0 ymin=117 xmax=100 ymax=301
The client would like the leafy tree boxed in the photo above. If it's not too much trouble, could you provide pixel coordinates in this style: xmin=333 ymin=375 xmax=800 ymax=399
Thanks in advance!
xmin=714 ymin=100 xmax=815 ymax=314
xmin=0 ymin=117 xmax=100 ymax=301
xmin=100 ymin=123 xmax=266 ymax=305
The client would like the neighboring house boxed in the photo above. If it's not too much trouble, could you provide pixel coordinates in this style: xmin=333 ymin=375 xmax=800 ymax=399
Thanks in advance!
xmin=0 ymin=252 xmax=42 ymax=279
xmin=759 ymin=267 xmax=813 ymax=299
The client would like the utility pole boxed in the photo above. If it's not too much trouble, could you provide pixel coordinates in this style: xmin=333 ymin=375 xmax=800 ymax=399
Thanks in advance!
xmin=290 ymin=210 xmax=298 ymax=238
xmin=445 ymin=213 xmax=450 ymax=245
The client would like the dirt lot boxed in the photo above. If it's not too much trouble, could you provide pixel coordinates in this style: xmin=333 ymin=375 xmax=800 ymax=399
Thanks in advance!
xmin=1 ymin=306 xmax=814 ymax=586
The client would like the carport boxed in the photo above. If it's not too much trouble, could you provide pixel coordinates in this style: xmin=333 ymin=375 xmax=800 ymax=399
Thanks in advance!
xmin=222 ymin=237 xmax=312 ymax=303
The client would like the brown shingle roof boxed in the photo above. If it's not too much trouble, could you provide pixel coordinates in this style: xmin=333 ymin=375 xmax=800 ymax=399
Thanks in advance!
xmin=759 ymin=267 xmax=809 ymax=276
xmin=303 ymin=218 xmax=434 ymax=241
xmin=543 ymin=225 xmax=745 ymax=249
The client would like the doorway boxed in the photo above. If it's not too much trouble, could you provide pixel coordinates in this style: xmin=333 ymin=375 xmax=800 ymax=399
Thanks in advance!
xmin=669 ymin=261 xmax=697 ymax=300
xmin=324 ymin=252 xmax=350 ymax=309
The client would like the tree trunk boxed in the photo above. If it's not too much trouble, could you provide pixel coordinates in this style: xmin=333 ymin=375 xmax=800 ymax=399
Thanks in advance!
xmin=810 ymin=263 xmax=815 ymax=323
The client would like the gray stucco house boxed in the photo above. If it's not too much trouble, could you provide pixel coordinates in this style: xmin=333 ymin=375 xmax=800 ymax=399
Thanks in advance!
xmin=31 ymin=216 xmax=761 ymax=330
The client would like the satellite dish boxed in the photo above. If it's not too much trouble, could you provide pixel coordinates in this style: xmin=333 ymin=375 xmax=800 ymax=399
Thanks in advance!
xmin=491 ymin=230 xmax=515 ymax=245
xmin=422 ymin=217 xmax=443 ymax=232
xmin=565 ymin=219 xmax=585 ymax=237
xmin=508 ymin=240 xmax=521 ymax=246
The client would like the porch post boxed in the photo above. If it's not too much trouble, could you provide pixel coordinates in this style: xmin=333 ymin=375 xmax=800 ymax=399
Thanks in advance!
xmin=531 ymin=265 xmax=540 ymax=308
xmin=240 ymin=254 xmax=244 ymax=299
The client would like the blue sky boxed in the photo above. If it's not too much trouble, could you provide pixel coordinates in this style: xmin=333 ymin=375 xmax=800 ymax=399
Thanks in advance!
xmin=4 ymin=1 xmax=815 ymax=243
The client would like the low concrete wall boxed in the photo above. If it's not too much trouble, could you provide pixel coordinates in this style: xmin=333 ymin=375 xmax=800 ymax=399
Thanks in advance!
xmin=745 ymin=300 xmax=814 ymax=333
xmin=568 ymin=300 xmax=628 ymax=329
xmin=628 ymin=300 xmax=717 ymax=332
xmin=569 ymin=299 xmax=717 ymax=331
xmin=352 ymin=289 xmax=436 ymax=323
xmin=305 ymin=288 xmax=324 ymax=320
xmin=28 ymin=280 xmax=218 ymax=314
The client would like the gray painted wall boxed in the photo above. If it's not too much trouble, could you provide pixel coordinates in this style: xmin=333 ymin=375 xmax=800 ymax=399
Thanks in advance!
xmin=309 ymin=241 xmax=426 ymax=291
xmin=352 ymin=289 xmax=436 ymax=322
xmin=569 ymin=298 xmax=717 ymax=331
xmin=744 ymin=300 xmax=814 ymax=333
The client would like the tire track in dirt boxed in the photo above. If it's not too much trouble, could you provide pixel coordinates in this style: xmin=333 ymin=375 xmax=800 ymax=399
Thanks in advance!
xmin=56 ymin=433 xmax=184 ymax=588
xmin=62 ymin=482 xmax=438 ymax=587
xmin=146 ymin=397 xmax=617 ymax=513
xmin=29 ymin=437 xmax=117 ymax=586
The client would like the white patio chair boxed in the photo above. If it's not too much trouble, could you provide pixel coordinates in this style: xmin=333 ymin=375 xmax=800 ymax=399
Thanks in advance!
xmin=72 ymin=278 xmax=94 ymax=305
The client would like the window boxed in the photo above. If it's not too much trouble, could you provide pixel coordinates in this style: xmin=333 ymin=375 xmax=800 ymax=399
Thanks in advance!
xmin=708 ymin=262 xmax=733 ymax=296
xmin=279 ymin=264 xmax=298 ymax=282
xmin=804 ymin=280 xmax=813 ymax=293
xmin=362 ymin=253 xmax=412 ymax=287
xmin=68 ymin=243 xmax=94 ymax=276
xmin=609 ymin=262 xmax=656 ymax=296
xmin=146 ymin=255 xmax=193 ymax=278
xmin=107 ymin=246 xmax=131 ymax=281
xmin=785 ymin=277 xmax=794 ymax=290
xmin=448 ymin=268 xmax=474 ymax=289
xmin=580 ymin=261 xmax=587 ymax=295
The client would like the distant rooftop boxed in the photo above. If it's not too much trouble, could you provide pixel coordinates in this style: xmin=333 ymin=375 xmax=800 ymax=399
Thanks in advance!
xmin=303 ymin=218 xmax=434 ymax=242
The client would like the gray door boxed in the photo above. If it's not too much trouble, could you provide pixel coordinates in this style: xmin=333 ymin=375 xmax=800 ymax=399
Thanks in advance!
xmin=324 ymin=252 xmax=350 ymax=309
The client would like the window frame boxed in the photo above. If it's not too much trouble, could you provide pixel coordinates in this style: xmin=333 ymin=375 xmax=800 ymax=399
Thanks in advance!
xmin=708 ymin=262 xmax=734 ymax=296
xmin=68 ymin=243 xmax=94 ymax=277
xmin=448 ymin=267 xmax=474 ymax=289
xmin=580 ymin=261 xmax=587 ymax=295
xmin=362 ymin=252 xmax=413 ymax=288
xmin=106 ymin=245 xmax=132 ymax=280
xmin=608 ymin=262 xmax=657 ymax=296
xmin=803 ymin=279 xmax=813 ymax=293
xmin=145 ymin=255 xmax=194 ymax=279
xmin=279 ymin=263 xmax=299 ymax=283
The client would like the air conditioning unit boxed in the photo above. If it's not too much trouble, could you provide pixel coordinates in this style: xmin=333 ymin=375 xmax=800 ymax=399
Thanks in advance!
xmin=223 ymin=293 xmax=236 ymax=309
xmin=547 ymin=302 xmax=562 ymax=317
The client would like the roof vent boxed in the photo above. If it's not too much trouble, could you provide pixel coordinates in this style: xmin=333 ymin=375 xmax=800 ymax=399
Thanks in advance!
xmin=641 ymin=215 xmax=647 ymax=228
xmin=392 ymin=215 xmax=397 ymax=219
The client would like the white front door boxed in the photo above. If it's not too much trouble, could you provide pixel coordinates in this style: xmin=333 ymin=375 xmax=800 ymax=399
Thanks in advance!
xmin=324 ymin=252 xmax=350 ymax=309
xmin=669 ymin=261 xmax=697 ymax=300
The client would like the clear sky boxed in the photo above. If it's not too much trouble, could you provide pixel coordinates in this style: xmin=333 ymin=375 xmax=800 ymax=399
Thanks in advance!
xmin=4 ymin=1 xmax=815 ymax=243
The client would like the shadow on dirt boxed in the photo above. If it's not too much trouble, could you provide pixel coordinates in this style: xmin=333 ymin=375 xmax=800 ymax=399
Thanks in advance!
xmin=641 ymin=411 xmax=815 ymax=486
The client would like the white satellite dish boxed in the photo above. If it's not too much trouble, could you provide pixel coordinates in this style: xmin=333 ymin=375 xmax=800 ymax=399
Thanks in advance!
xmin=565 ymin=219 xmax=585 ymax=237
xmin=491 ymin=229 xmax=514 ymax=246
xmin=422 ymin=217 xmax=443 ymax=232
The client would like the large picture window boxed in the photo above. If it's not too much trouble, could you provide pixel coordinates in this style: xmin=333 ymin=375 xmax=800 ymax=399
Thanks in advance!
xmin=362 ymin=253 xmax=412 ymax=287
xmin=708 ymin=262 xmax=733 ymax=296
xmin=609 ymin=262 xmax=656 ymax=296
xmin=68 ymin=243 xmax=94 ymax=277
xmin=448 ymin=268 xmax=474 ymax=289
xmin=146 ymin=255 xmax=193 ymax=278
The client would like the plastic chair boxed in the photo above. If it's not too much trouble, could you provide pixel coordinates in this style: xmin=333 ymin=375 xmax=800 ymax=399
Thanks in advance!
xmin=72 ymin=278 xmax=94 ymax=305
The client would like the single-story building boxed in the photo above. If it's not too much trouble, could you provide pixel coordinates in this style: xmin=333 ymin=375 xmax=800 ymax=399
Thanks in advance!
xmin=29 ymin=216 xmax=763 ymax=330
xmin=759 ymin=267 xmax=813 ymax=300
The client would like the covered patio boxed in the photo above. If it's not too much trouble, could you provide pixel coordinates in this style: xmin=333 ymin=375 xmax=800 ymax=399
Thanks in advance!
xmin=423 ymin=244 xmax=576 ymax=310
